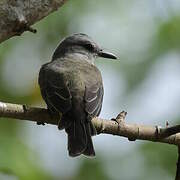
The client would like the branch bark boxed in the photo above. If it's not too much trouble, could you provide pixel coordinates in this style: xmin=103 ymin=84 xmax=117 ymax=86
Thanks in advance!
xmin=1 ymin=101 xmax=180 ymax=146
xmin=0 ymin=0 xmax=67 ymax=43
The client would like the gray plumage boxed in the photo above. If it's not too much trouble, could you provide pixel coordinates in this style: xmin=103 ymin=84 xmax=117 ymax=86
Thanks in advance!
xmin=38 ymin=33 xmax=117 ymax=157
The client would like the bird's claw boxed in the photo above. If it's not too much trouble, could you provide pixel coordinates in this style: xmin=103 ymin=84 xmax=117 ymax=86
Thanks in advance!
xmin=37 ymin=121 xmax=45 ymax=125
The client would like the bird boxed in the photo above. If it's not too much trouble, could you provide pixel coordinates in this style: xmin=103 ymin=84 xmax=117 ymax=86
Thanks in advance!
xmin=38 ymin=33 xmax=117 ymax=157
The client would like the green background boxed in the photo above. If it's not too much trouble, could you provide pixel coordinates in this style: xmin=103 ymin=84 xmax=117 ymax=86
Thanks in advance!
xmin=0 ymin=1 xmax=180 ymax=179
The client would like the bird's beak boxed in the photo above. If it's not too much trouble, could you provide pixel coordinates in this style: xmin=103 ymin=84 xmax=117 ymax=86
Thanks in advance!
xmin=98 ymin=49 xmax=117 ymax=59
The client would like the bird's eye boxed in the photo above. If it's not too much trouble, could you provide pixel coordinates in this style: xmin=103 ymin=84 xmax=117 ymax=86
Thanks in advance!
xmin=84 ymin=43 xmax=94 ymax=51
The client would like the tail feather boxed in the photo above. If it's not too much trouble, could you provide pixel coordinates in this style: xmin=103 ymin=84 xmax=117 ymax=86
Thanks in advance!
xmin=89 ymin=121 xmax=97 ymax=136
xmin=66 ymin=120 xmax=87 ymax=157
xmin=83 ymin=122 xmax=95 ymax=157
xmin=65 ymin=120 xmax=95 ymax=157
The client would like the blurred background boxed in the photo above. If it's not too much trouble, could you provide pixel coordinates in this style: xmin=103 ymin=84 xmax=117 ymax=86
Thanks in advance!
xmin=0 ymin=0 xmax=180 ymax=179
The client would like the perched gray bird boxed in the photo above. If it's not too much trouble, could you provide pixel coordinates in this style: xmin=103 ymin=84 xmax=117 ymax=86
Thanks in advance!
xmin=38 ymin=33 xmax=117 ymax=157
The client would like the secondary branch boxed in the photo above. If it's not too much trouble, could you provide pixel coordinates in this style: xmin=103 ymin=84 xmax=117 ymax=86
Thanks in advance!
xmin=0 ymin=0 xmax=67 ymax=43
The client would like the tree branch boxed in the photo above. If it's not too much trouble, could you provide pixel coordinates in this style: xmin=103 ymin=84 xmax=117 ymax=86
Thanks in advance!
xmin=0 ymin=0 xmax=67 ymax=43
xmin=1 ymin=101 xmax=180 ymax=146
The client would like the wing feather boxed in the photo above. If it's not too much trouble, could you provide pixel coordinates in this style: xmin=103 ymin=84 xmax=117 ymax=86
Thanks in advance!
xmin=85 ymin=84 xmax=103 ymax=117
xmin=39 ymin=64 xmax=72 ymax=114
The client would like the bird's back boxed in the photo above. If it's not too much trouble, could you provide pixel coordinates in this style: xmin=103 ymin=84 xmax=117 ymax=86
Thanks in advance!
xmin=39 ymin=57 xmax=103 ymax=157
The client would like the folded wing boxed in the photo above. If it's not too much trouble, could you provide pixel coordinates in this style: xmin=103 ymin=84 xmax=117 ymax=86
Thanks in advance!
xmin=38 ymin=65 xmax=72 ymax=114
xmin=84 ymin=83 xmax=104 ymax=117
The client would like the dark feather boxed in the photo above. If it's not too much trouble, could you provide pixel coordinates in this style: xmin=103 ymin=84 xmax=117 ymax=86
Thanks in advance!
xmin=38 ymin=64 xmax=72 ymax=114
xmin=66 ymin=120 xmax=87 ymax=157
xmin=83 ymin=122 xmax=96 ymax=156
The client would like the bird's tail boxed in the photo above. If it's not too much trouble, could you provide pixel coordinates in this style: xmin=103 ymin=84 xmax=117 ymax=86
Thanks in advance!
xmin=82 ymin=122 xmax=96 ymax=157
xmin=65 ymin=120 xmax=95 ymax=157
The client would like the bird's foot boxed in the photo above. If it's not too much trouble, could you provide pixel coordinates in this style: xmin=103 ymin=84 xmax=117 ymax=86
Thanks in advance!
xmin=37 ymin=121 xmax=45 ymax=125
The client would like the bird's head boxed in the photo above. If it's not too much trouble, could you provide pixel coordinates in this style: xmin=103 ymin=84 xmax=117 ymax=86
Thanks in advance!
xmin=52 ymin=33 xmax=117 ymax=64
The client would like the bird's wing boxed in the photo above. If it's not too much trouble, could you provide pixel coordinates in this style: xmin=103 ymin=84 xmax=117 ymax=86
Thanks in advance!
xmin=38 ymin=64 xmax=72 ymax=114
xmin=84 ymin=83 xmax=104 ymax=117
